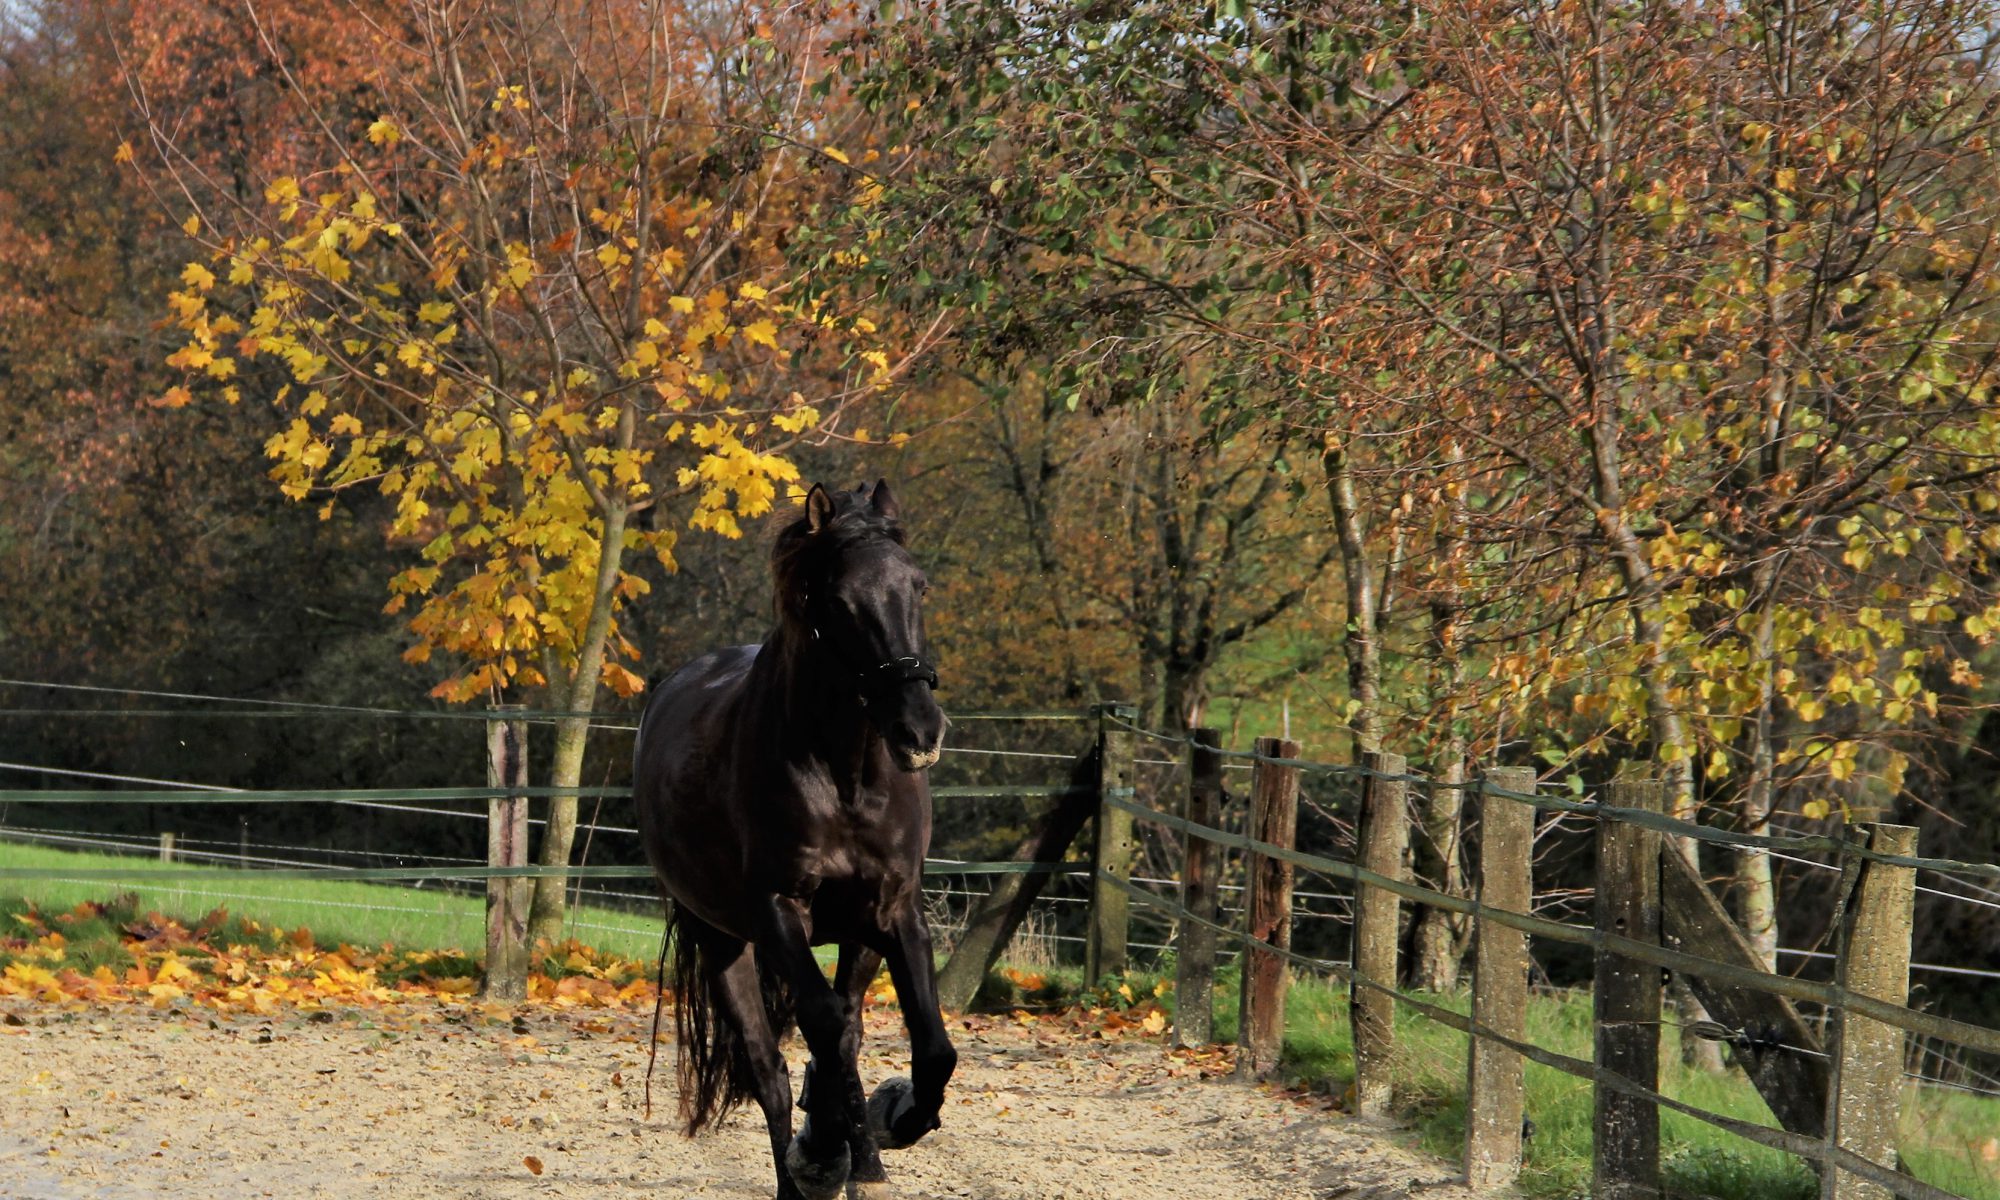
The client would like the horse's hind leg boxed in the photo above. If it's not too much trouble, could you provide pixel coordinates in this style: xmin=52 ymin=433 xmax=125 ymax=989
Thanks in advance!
xmin=874 ymin=906 xmax=957 ymax=1150
xmin=711 ymin=948 xmax=808 ymax=1200
xmin=823 ymin=944 xmax=888 ymax=1198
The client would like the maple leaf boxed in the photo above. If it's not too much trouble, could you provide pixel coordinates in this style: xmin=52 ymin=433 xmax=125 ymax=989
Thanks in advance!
xmin=741 ymin=319 xmax=779 ymax=350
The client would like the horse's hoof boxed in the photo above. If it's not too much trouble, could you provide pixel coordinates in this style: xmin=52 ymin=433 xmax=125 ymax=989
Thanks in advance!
xmin=867 ymin=1076 xmax=936 ymax=1150
xmin=785 ymin=1133 xmax=851 ymax=1200
xmin=847 ymin=1182 xmax=893 ymax=1200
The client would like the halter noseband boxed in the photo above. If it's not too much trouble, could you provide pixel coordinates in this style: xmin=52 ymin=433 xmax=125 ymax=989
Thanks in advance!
xmin=867 ymin=654 xmax=940 ymax=691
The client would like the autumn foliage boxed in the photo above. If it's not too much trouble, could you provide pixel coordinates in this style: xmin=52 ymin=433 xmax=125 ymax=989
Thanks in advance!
xmin=136 ymin=1 xmax=875 ymax=708
xmin=0 ymin=897 xmax=657 ymax=1015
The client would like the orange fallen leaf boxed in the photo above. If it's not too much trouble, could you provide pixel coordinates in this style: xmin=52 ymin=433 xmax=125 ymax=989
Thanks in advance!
xmin=523 ymin=1155 xmax=544 ymax=1176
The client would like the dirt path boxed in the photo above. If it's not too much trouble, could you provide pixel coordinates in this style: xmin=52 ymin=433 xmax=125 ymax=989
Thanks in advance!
xmin=0 ymin=998 xmax=1485 ymax=1200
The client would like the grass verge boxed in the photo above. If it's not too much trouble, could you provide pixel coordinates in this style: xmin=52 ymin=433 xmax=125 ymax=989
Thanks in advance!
xmin=0 ymin=839 xmax=665 ymax=962
xmin=1196 ymin=965 xmax=1998 ymax=1200
xmin=961 ymin=957 xmax=1999 ymax=1200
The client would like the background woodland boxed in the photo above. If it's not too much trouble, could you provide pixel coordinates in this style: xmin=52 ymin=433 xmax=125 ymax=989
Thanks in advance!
xmin=4 ymin=0 xmax=2000 ymax=1022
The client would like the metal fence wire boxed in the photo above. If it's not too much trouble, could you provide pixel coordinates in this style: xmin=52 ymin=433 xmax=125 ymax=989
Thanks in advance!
xmin=1093 ymin=712 xmax=2000 ymax=1200
xmin=3 ymin=682 xmax=1999 ymax=1198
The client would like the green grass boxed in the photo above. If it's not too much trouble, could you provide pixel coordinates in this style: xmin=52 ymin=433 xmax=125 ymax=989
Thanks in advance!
xmin=1185 ymin=966 xmax=1999 ymax=1200
xmin=0 ymin=840 xmax=667 ymax=962
xmin=8 ymin=840 xmax=1993 ymax=1200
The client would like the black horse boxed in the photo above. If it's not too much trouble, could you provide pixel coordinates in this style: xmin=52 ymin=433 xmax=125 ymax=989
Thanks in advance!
xmin=632 ymin=480 xmax=956 ymax=1200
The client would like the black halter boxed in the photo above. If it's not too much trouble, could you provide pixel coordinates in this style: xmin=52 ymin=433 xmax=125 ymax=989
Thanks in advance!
xmin=802 ymin=590 xmax=939 ymax=695
xmin=813 ymin=631 xmax=939 ymax=696
xmin=866 ymin=654 xmax=940 ymax=691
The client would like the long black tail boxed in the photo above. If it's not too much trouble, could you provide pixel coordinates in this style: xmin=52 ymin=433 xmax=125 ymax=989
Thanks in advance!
xmin=666 ymin=901 xmax=795 ymax=1135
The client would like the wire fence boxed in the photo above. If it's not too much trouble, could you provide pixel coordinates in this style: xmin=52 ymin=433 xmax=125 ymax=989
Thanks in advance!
xmin=5 ymin=680 xmax=2000 ymax=1197
xmin=0 ymin=682 xmax=1104 ymax=961
xmin=1089 ymin=712 xmax=2000 ymax=1200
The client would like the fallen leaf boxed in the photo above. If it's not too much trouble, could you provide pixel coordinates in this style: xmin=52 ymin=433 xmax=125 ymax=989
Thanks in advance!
xmin=524 ymin=1155 xmax=544 ymax=1176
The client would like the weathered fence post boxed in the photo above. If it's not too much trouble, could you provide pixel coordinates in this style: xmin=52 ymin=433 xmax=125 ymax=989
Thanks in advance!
xmin=1352 ymin=749 xmax=1409 ymax=1119
xmin=1466 ymin=766 xmax=1535 ymax=1188
xmin=483 ymin=704 xmax=531 ymax=1001
xmin=1173 ymin=727 xmax=1224 ymax=1048
xmin=1821 ymin=822 xmax=1918 ymax=1200
xmin=1086 ymin=702 xmax=1138 ymax=983
xmin=157 ymin=831 xmax=176 ymax=863
xmin=1594 ymin=778 xmax=1663 ymax=1200
xmin=1237 ymin=735 xmax=1300 ymax=1080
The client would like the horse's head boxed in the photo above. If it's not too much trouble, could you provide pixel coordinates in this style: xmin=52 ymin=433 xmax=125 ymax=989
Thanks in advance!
xmin=775 ymin=480 xmax=944 ymax=772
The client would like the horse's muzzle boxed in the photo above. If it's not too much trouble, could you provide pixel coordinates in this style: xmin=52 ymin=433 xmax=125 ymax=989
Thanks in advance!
xmin=893 ymin=743 xmax=943 ymax=772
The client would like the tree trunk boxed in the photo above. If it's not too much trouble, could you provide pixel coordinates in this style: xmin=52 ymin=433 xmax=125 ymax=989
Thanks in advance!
xmin=528 ymin=499 xmax=630 ymax=947
xmin=1323 ymin=434 xmax=1382 ymax=759
xmin=1736 ymin=566 xmax=1782 ymax=971
xmin=1410 ymin=746 xmax=1469 ymax=991
xmin=1575 ymin=12 xmax=1719 ymax=1068
xmin=1412 ymin=441 xmax=1471 ymax=992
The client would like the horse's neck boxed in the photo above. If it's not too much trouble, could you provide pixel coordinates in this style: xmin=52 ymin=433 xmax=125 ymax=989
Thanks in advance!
xmin=754 ymin=628 xmax=878 ymax=778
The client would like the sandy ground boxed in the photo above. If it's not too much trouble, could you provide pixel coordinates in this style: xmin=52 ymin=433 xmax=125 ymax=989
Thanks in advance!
xmin=0 ymin=998 xmax=1489 ymax=1200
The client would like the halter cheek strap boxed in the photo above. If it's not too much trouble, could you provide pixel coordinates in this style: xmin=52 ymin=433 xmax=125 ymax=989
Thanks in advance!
xmin=803 ymin=588 xmax=939 ymax=693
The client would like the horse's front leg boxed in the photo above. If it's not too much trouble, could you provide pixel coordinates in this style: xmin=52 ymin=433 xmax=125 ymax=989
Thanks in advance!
xmin=872 ymin=903 xmax=957 ymax=1149
xmin=758 ymin=897 xmax=863 ymax=1200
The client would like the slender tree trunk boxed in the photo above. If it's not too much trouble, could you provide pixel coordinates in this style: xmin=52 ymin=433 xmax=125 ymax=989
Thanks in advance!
xmin=1738 ymin=579 xmax=1781 ymax=969
xmin=1736 ymin=20 xmax=1796 ymax=970
xmin=528 ymin=499 xmax=630 ymax=946
xmin=1324 ymin=434 xmax=1382 ymax=759
xmin=992 ymin=394 xmax=1087 ymax=699
xmin=1412 ymin=442 xmax=1470 ymax=992
xmin=1410 ymin=742 xmax=1468 ymax=991
xmin=1576 ymin=2 xmax=1720 ymax=1071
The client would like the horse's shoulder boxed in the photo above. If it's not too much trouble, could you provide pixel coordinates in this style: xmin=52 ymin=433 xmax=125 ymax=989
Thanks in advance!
xmin=635 ymin=645 xmax=760 ymax=762
xmin=647 ymin=645 xmax=757 ymax=699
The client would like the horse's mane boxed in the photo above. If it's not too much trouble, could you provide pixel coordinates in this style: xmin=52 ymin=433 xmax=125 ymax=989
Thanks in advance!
xmin=770 ymin=485 xmax=906 ymax=629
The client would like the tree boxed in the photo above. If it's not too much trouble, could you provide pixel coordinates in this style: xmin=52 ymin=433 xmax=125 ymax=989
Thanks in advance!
xmin=134 ymin=0 xmax=894 ymax=940
xmin=1283 ymin=0 xmax=2000 ymax=972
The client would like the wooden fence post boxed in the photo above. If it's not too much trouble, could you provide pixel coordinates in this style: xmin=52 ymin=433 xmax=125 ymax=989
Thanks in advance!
xmin=1352 ymin=749 xmax=1409 ymax=1119
xmin=1237 ymin=735 xmax=1300 ymax=1080
xmin=157 ymin=831 xmax=176 ymax=863
xmin=1173 ymin=727 xmax=1224 ymax=1048
xmin=1594 ymin=778 xmax=1663 ymax=1200
xmin=1822 ymin=822 xmax=1918 ymax=1200
xmin=1466 ymin=765 xmax=1535 ymax=1189
xmin=483 ymin=705 xmax=531 ymax=1001
xmin=1086 ymin=702 xmax=1138 ymax=983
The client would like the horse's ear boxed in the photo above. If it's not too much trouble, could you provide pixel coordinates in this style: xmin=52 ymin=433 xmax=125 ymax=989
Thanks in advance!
xmin=805 ymin=483 xmax=836 ymax=534
xmin=869 ymin=478 xmax=900 ymax=522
